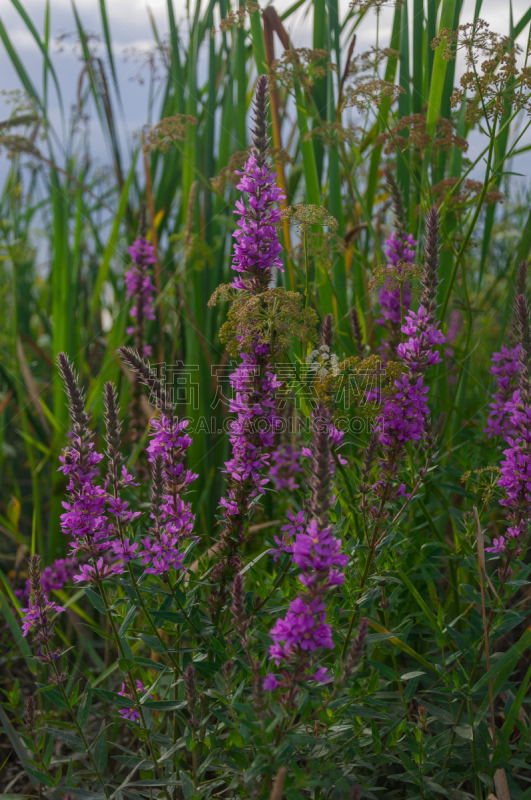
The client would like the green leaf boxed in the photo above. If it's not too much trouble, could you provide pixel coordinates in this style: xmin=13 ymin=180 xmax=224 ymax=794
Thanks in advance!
xmin=84 ymin=588 xmax=106 ymax=615
xmin=180 ymin=770 xmax=194 ymax=800
xmin=93 ymin=688 xmax=134 ymax=707
xmin=77 ymin=683 xmax=92 ymax=727
xmin=426 ymin=0 xmax=457 ymax=135
xmin=93 ymin=726 xmax=108 ymax=772
xmin=401 ymin=671 xmax=426 ymax=680
xmin=41 ymin=728 xmax=85 ymax=753
xmin=24 ymin=767 xmax=54 ymax=788
xmin=473 ymin=627 xmax=531 ymax=722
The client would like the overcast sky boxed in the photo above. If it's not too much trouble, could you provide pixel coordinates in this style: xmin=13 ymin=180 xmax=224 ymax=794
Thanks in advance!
xmin=1 ymin=0 xmax=530 ymax=181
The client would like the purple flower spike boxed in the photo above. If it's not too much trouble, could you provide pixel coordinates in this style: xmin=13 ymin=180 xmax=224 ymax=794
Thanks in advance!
xmin=125 ymin=237 xmax=157 ymax=359
xmin=210 ymin=75 xmax=284 ymax=609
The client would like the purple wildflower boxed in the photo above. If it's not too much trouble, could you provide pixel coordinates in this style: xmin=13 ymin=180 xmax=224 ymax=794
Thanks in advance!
xmin=378 ymin=231 xmax=416 ymax=328
xmin=266 ymin=401 xmax=347 ymax=695
xmin=270 ymin=442 xmax=303 ymax=492
xmin=377 ymin=209 xmax=445 ymax=455
xmin=117 ymin=348 xmax=197 ymax=577
xmin=57 ymin=355 xmax=116 ymax=578
xmin=73 ymin=558 xmax=123 ymax=584
xmin=211 ymin=76 xmax=283 ymax=608
xmin=377 ymin=170 xmax=417 ymax=357
xmin=487 ymin=295 xmax=531 ymax=566
xmin=118 ymin=679 xmax=151 ymax=723
xmin=125 ymin=237 xmax=157 ymax=359
xmin=263 ymin=673 xmax=279 ymax=691
xmin=271 ymin=509 xmax=304 ymax=561
xmin=485 ymin=345 xmax=522 ymax=440
xmin=269 ymin=597 xmax=334 ymax=663
xmin=21 ymin=556 xmax=64 ymax=663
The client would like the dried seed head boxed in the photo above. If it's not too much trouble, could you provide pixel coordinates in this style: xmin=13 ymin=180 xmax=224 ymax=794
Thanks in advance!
xmin=515 ymin=293 xmax=531 ymax=403
xmin=103 ymin=382 xmax=123 ymax=482
xmin=349 ymin=307 xmax=364 ymax=354
xmin=385 ymin=168 xmax=406 ymax=239
xmin=344 ymin=618 xmax=369 ymax=680
xmin=118 ymin=347 xmax=172 ymax=417
xmin=252 ymin=74 xmax=269 ymax=168
xmin=57 ymin=353 xmax=91 ymax=438
xmin=420 ymin=206 xmax=440 ymax=314
xmin=28 ymin=554 xmax=44 ymax=606
xmin=185 ymin=664 xmax=199 ymax=729
xmin=308 ymin=402 xmax=333 ymax=529
xmin=24 ymin=696 xmax=38 ymax=735
xmin=320 ymin=313 xmax=334 ymax=350
xmin=138 ymin=201 xmax=147 ymax=238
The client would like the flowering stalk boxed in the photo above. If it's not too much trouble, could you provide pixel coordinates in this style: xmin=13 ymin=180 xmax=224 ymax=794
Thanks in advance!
xmin=125 ymin=211 xmax=157 ymax=459
xmin=125 ymin=214 xmax=157 ymax=360
xmin=342 ymin=208 xmax=445 ymax=658
xmin=21 ymin=555 xmax=64 ymax=664
xmin=484 ymin=262 xmax=528 ymax=440
xmin=265 ymin=401 xmax=348 ymax=701
xmin=350 ymin=305 xmax=364 ymax=355
xmin=376 ymin=206 xmax=445 ymax=490
xmin=57 ymin=353 xmax=120 ymax=581
xmin=487 ymin=293 xmax=531 ymax=573
xmin=378 ymin=169 xmax=417 ymax=356
xmin=118 ymin=347 xmax=197 ymax=575
xmin=210 ymin=75 xmax=284 ymax=611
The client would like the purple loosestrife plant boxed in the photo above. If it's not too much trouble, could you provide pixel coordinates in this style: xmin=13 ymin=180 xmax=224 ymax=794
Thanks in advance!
xmin=484 ymin=263 xmax=528 ymax=440
xmin=118 ymin=347 xmax=197 ymax=576
xmin=270 ymin=442 xmax=303 ymax=492
xmin=124 ymin=213 xmax=157 ymax=462
xmin=125 ymin=231 xmax=157 ymax=359
xmin=378 ymin=170 xmax=417 ymax=356
xmin=265 ymin=400 xmax=348 ymax=699
xmin=485 ymin=345 xmax=522 ymax=439
xmin=57 ymin=354 xmax=117 ymax=579
xmin=210 ymin=75 xmax=284 ymax=610
xmin=375 ymin=207 xmax=445 ymax=494
xmin=21 ymin=555 xmax=64 ymax=664
xmin=487 ymin=294 xmax=531 ymax=571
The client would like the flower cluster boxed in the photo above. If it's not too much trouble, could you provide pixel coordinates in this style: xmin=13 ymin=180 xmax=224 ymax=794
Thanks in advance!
xmin=21 ymin=556 xmax=64 ymax=664
xmin=222 ymin=354 xmax=282 ymax=500
xmin=230 ymin=76 xmax=285 ymax=295
xmin=140 ymin=415 xmax=197 ymax=575
xmin=487 ymin=295 xmax=531 ymax=563
xmin=118 ymin=679 xmax=150 ymax=723
xmin=211 ymin=76 xmax=284 ymax=607
xmin=270 ymin=442 xmax=303 ymax=492
xmin=125 ymin=237 xmax=157 ymax=358
xmin=377 ymin=209 xmax=445 ymax=452
xmin=266 ymin=402 xmax=348 ymax=693
xmin=118 ymin=348 xmax=198 ymax=576
xmin=57 ymin=355 xmax=115 ymax=579
xmin=378 ymin=230 xmax=417 ymax=327
xmin=485 ymin=345 xmax=521 ymax=440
